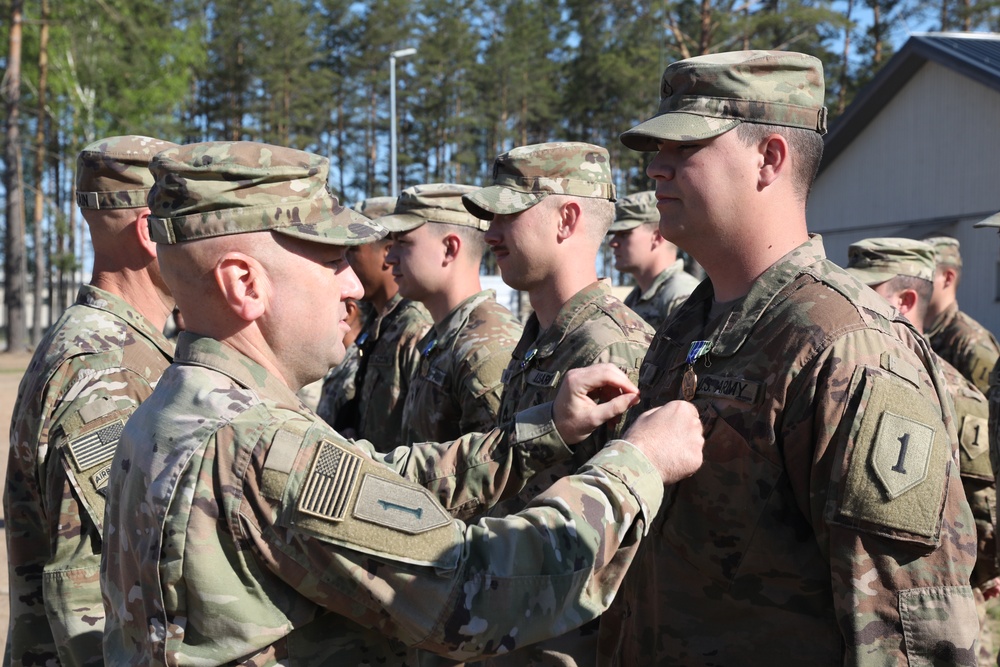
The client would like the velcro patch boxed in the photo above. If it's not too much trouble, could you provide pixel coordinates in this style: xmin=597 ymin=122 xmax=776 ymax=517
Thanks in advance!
xmin=67 ymin=419 xmax=124 ymax=472
xmin=695 ymin=374 xmax=762 ymax=404
xmin=959 ymin=414 xmax=992 ymax=480
xmin=837 ymin=369 xmax=949 ymax=543
xmin=425 ymin=366 xmax=447 ymax=387
xmin=880 ymin=352 xmax=920 ymax=388
xmin=91 ymin=463 xmax=112 ymax=496
xmin=298 ymin=440 xmax=362 ymax=522
xmin=353 ymin=475 xmax=451 ymax=534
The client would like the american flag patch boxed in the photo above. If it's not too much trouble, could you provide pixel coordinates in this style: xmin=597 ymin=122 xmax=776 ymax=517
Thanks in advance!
xmin=67 ymin=419 xmax=124 ymax=471
xmin=298 ymin=441 xmax=362 ymax=521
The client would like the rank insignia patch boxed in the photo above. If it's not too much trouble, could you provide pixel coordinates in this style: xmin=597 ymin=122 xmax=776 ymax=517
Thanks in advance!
xmin=299 ymin=440 xmax=362 ymax=522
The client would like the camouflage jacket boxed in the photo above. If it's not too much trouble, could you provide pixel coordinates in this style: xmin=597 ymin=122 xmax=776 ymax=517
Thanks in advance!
xmin=315 ymin=343 xmax=362 ymax=432
xmin=99 ymin=333 xmax=664 ymax=666
xmin=4 ymin=285 xmax=173 ymax=667
xmin=597 ymin=236 xmax=978 ymax=666
xmin=937 ymin=354 xmax=997 ymax=589
xmin=401 ymin=290 xmax=522 ymax=445
xmin=927 ymin=301 xmax=1000 ymax=394
xmin=623 ymin=259 xmax=700 ymax=331
xmin=356 ymin=293 xmax=433 ymax=450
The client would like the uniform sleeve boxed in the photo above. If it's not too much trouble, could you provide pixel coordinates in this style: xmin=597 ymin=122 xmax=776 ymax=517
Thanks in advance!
xmin=356 ymin=404 xmax=572 ymax=521
xmin=455 ymin=346 xmax=507 ymax=436
xmin=244 ymin=436 xmax=663 ymax=660
xmin=591 ymin=339 xmax=650 ymax=441
xmin=782 ymin=328 xmax=979 ymax=664
xmin=6 ymin=363 xmax=154 ymax=667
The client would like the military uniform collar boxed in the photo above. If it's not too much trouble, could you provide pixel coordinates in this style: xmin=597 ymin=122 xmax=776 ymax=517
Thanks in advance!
xmin=638 ymin=259 xmax=686 ymax=302
xmin=670 ymin=235 xmax=827 ymax=358
xmin=514 ymin=280 xmax=611 ymax=360
xmin=76 ymin=284 xmax=174 ymax=357
xmin=174 ymin=332 xmax=303 ymax=406
xmin=432 ymin=290 xmax=494 ymax=340
xmin=925 ymin=300 xmax=958 ymax=339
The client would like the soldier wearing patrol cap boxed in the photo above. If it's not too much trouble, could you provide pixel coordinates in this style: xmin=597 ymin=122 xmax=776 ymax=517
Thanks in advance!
xmin=98 ymin=140 xmax=706 ymax=666
xmin=846 ymin=237 xmax=1000 ymax=666
xmin=5 ymin=135 xmax=178 ymax=666
xmin=600 ymin=50 xmax=978 ymax=664
xmin=921 ymin=236 xmax=1000 ymax=394
xmin=607 ymin=190 xmax=699 ymax=330
xmin=382 ymin=184 xmax=522 ymax=445
xmin=460 ymin=142 xmax=654 ymax=667
xmin=346 ymin=195 xmax=433 ymax=449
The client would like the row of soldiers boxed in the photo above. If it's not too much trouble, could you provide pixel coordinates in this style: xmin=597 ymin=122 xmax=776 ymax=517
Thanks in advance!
xmin=5 ymin=48 xmax=1000 ymax=666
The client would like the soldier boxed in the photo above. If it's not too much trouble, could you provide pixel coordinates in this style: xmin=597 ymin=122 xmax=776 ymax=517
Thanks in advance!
xmin=382 ymin=183 xmax=522 ymax=444
xmin=598 ymin=50 xmax=979 ymax=664
xmin=4 ymin=135 xmax=178 ymax=666
xmin=99 ymin=141 xmax=706 ymax=666
xmin=845 ymin=237 xmax=999 ymax=666
xmin=923 ymin=236 xmax=999 ymax=393
xmin=347 ymin=196 xmax=433 ymax=450
xmin=461 ymin=142 xmax=654 ymax=667
xmin=607 ymin=190 xmax=699 ymax=329
xmin=315 ymin=298 xmax=371 ymax=433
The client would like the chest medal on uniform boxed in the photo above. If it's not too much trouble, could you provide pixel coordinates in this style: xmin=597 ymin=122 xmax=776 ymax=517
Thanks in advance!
xmin=681 ymin=340 xmax=712 ymax=401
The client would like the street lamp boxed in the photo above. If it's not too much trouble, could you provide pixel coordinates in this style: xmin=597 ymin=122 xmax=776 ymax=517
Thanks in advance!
xmin=390 ymin=47 xmax=417 ymax=197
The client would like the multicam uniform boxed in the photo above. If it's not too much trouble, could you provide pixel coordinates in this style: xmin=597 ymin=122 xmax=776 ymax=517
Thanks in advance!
xmin=100 ymin=333 xmax=664 ymax=666
xmin=597 ymin=236 xmax=978 ymax=664
xmin=5 ymin=285 xmax=173 ymax=666
xmin=355 ymin=293 xmax=433 ymax=450
xmin=938 ymin=356 xmax=998 ymax=665
xmin=475 ymin=280 xmax=652 ymax=667
xmin=623 ymin=258 xmax=700 ymax=331
xmin=927 ymin=301 xmax=1000 ymax=394
xmin=401 ymin=291 xmax=521 ymax=444
xmin=315 ymin=342 xmax=362 ymax=430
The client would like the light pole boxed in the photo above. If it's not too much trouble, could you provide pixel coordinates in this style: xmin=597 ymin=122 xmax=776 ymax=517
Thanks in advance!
xmin=390 ymin=47 xmax=417 ymax=197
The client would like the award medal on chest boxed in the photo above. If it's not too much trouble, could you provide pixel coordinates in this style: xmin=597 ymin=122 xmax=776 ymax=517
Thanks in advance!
xmin=681 ymin=340 xmax=712 ymax=401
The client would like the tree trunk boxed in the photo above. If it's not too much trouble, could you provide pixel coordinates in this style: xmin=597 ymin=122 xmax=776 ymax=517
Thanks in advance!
xmin=32 ymin=0 xmax=50 ymax=343
xmin=838 ymin=0 xmax=854 ymax=115
xmin=4 ymin=0 xmax=28 ymax=351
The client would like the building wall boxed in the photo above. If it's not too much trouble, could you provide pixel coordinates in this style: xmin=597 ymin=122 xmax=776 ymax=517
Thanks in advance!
xmin=808 ymin=60 xmax=1000 ymax=333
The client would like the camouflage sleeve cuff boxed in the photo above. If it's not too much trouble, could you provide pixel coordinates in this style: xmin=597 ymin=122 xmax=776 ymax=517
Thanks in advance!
xmin=511 ymin=402 xmax=572 ymax=458
xmin=590 ymin=440 xmax=665 ymax=535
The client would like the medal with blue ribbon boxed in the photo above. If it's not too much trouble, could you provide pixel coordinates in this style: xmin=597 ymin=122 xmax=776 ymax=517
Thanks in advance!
xmin=681 ymin=340 xmax=712 ymax=401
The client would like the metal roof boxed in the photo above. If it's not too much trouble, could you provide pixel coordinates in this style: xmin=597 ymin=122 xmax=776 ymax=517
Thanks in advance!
xmin=821 ymin=32 xmax=1000 ymax=172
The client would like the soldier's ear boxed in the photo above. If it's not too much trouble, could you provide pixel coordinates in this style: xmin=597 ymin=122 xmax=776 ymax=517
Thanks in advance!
xmin=215 ymin=252 xmax=268 ymax=322
xmin=135 ymin=208 xmax=157 ymax=260
xmin=442 ymin=233 xmax=461 ymax=264
xmin=556 ymin=200 xmax=582 ymax=242
xmin=758 ymin=133 xmax=789 ymax=190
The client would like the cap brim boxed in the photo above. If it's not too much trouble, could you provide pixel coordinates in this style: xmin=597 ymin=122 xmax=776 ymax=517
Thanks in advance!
xmin=377 ymin=212 xmax=427 ymax=233
xmin=462 ymin=187 xmax=547 ymax=220
xmin=845 ymin=267 xmax=895 ymax=286
xmin=973 ymin=211 xmax=1000 ymax=228
xmin=608 ymin=218 xmax=645 ymax=233
xmin=274 ymin=206 xmax=387 ymax=247
xmin=620 ymin=113 xmax=741 ymax=151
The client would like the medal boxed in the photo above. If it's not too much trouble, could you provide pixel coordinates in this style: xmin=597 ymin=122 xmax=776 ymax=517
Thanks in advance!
xmin=680 ymin=340 xmax=712 ymax=401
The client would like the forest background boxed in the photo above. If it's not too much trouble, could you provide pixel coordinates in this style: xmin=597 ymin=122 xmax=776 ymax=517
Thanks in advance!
xmin=2 ymin=0 xmax=999 ymax=351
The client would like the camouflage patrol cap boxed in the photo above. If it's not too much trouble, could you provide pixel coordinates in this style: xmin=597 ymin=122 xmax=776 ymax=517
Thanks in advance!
xmin=379 ymin=183 xmax=488 ymax=233
xmin=923 ymin=236 xmax=962 ymax=269
xmin=973 ymin=211 xmax=1000 ymax=229
xmin=146 ymin=141 xmax=385 ymax=246
xmin=845 ymin=237 xmax=936 ymax=285
xmin=609 ymin=191 xmax=659 ymax=232
xmin=621 ymin=50 xmax=828 ymax=152
xmin=76 ymin=135 xmax=179 ymax=210
xmin=462 ymin=142 xmax=617 ymax=220
xmin=352 ymin=196 xmax=396 ymax=220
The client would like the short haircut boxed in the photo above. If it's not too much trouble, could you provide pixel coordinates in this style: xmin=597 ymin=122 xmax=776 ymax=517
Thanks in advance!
xmin=735 ymin=123 xmax=824 ymax=201
xmin=431 ymin=222 xmax=488 ymax=262
xmin=883 ymin=274 xmax=933 ymax=323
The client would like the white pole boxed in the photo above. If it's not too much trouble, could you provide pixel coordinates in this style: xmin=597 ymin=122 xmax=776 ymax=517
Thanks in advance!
xmin=389 ymin=48 xmax=416 ymax=197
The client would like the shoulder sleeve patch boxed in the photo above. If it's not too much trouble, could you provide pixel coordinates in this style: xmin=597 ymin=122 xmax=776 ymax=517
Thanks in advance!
xmin=836 ymin=369 xmax=949 ymax=544
xmin=61 ymin=410 xmax=130 ymax=533
xmin=290 ymin=439 xmax=461 ymax=569
xmin=959 ymin=414 xmax=992 ymax=480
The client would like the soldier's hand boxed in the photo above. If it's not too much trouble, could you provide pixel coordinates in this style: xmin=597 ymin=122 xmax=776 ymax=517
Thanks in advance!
xmin=553 ymin=364 xmax=640 ymax=445
xmin=981 ymin=577 xmax=1000 ymax=600
xmin=622 ymin=401 xmax=705 ymax=484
